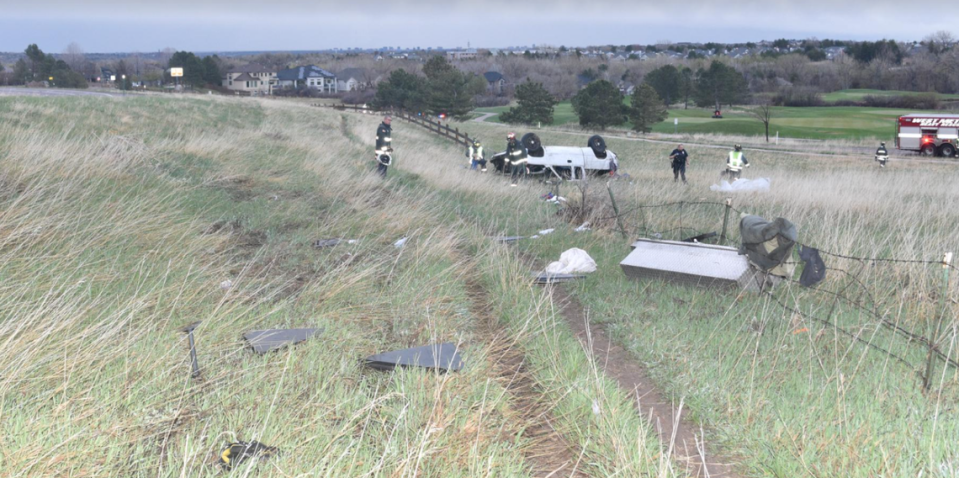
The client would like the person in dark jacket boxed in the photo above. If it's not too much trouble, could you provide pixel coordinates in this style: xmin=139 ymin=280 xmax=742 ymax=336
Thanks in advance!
xmin=374 ymin=116 xmax=392 ymax=178
xmin=506 ymin=132 xmax=527 ymax=186
xmin=669 ymin=144 xmax=689 ymax=183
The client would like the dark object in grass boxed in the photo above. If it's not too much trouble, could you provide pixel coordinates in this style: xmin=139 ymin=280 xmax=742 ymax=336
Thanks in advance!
xmin=681 ymin=232 xmax=718 ymax=243
xmin=244 ymin=328 xmax=322 ymax=354
xmin=798 ymin=245 xmax=826 ymax=287
xmin=219 ymin=441 xmax=278 ymax=470
xmin=364 ymin=343 xmax=463 ymax=372
xmin=493 ymin=236 xmax=524 ymax=243
xmin=533 ymin=272 xmax=586 ymax=284
xmin=313 ymin=238 xmax=342 ymax=248
xmin=179 ymin=321 xmax=201 ymax=379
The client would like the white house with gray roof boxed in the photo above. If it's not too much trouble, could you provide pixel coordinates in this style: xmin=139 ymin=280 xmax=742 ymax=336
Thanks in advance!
xmin=276 ymin=65 xmax=337 ymax=93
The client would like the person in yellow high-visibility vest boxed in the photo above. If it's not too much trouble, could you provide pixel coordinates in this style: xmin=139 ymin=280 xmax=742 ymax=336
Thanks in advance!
xmin=725 ymin=144 xmax=749 ymax=180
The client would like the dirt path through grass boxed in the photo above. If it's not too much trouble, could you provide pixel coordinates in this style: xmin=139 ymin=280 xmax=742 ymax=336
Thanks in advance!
xmin=546 ymin=283 xmax=743 ymax=478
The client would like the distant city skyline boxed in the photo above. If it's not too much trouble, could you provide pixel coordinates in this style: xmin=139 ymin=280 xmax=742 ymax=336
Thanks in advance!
xmin=0 ymin=1 xmax=952 ymax=54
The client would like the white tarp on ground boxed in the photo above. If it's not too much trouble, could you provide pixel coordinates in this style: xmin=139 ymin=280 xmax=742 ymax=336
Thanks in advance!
xmin=710 ymin=178 xmax=771 ymax=193
xmin=545 ymin=248 xmax=597 ymax=274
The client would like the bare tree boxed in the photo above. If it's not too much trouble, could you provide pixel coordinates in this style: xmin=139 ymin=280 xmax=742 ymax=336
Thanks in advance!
xmin=749 ymin=101 xmax=773 ymax=142
xmin=63 ymin=42 xmax=85 ymax=71
xmin=924 ymin=31 xmax=956 ymax=56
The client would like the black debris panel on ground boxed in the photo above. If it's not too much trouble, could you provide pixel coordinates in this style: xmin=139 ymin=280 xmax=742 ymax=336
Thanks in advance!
xmin=799 ymin=245 xmax=827 ymax=287
xmin=533 ymin=272 xmax=586 ymax=284
xmin=244 ymin=328 xmax=322 ymax=354
xmin=493 ymin=236 xmax=524 ymax=244
xmin=364 ymin=343 xmax=463 ymax=372
xmin=219 ymin=441 xmax=278 ymax=470
xmin=738 ymin=215 xmax=797 ymax=271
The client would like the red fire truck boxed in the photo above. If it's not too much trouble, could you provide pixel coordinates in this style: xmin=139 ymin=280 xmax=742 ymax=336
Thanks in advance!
xmin=896 ymin=114 xmax=959 ymax=157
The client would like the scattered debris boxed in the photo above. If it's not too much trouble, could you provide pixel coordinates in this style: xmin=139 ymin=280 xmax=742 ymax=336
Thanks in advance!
xmin=533 ymin=272 xmax=586 ymax=284
xmin=364 ymin=343 xmax=463 ymax=372
xmin=544 ymin=248 xmax=597 ymax=275
xmin=710 ymin=177 xmax=771 ymax=193
xmin=739 ymin=215 xmax=797 ymax=278
xmin=219 ymin=441 xmax=278 ymax=470
xmin=538 ymin=228 xmax=555 ymax=235
xmin=220 ymin=280 xmax=233 ymax=291
xmin=574 ymin=222 xmax=591 ymax=232
xmin=393 ymin=237 xmax=408 ymax=248
xmin=529 ymin=235 xmax=540 ymax=239
xmin=244 ymin=328 xmax=322 ymax=354
xmin=681 ymin=232 xmax=718 ymax=243
xmin=313 ymin=238 xmax=359 ymax=249
xmin=179 ymin=322 xmax=202 ymax=379
xmin=620 ymin=239 xmax=765 ymax=290
xmin=799 ymin=245 xmax=826 ymax=287
xmin=792 ymin=327 xmax=810 ymax=335
xmin=493 ymin=236 xmax=524 ymax=244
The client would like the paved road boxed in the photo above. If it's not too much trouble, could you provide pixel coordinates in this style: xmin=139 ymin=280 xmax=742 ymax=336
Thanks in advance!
xmin=0 ymin=87 xmax=123 ymax=98
xmin=473 ymin=112 xmax=497 ymax=123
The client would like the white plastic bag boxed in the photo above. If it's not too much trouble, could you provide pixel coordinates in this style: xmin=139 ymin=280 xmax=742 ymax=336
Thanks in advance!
xmin=544 ymin=248 xmax=597 ymax=274
xmin=709 ymin=177 xmax=770 ymax=193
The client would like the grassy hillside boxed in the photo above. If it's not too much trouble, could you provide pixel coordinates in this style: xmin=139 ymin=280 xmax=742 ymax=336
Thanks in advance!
xmin=2 ymin=94 xmax=958 ymax=477
xmin=822 ymin=88 xmax=959 ymax=103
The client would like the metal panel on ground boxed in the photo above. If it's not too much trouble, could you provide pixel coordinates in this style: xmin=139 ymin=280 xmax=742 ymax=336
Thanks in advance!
xmin=620 ymin=239 xmax=762 ymax=290
xmin=244 ymin=328 xmax=322 ymax=354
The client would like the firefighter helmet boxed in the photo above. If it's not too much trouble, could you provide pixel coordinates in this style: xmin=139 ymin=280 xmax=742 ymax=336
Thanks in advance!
xmin=507 ymin=132 xmax=516 ymax=139
xmin=734 ymin=144 xmax=742 ymax=151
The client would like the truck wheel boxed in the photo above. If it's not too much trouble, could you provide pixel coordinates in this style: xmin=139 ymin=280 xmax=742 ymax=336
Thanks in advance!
xmin=920 ymin=145 xmax=936 ymax=157
xmin=521 ymin=133 xmax=543 ymax=157
xmin=939 ymin=144 xmax=956 ymax=158
xmin=588 ymin=135 xmax=607 ymax=158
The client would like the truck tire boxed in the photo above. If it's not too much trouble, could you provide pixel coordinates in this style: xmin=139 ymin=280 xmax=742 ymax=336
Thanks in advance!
xmin=939 ymin=144 xmax=957 ymax=158
xmin=521 ymin=133 xmax=544 ymax=157
xmin=588 ymin=135 xmax=607 ymax=159
xmin=921 ymin=145 xmax=936 ymax=157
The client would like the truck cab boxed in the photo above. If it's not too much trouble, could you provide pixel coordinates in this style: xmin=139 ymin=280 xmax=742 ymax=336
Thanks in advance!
xmin=897 ymin=114 xmax=959 ymax=157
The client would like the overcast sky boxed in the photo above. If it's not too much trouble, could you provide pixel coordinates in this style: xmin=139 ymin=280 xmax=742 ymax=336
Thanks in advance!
xmin=0 ymin=1 xmax=951 ymax=53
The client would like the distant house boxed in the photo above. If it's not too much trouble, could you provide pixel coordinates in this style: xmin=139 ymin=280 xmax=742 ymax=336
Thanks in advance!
xmin=617 ymin=81 xmax=635 ymax=95
xmin=727 ymin=47 xmax=751 ymax=59
xmin=483 ymin=71 xmax=506 ymax=95
xmin=223 ymin=64 xmax=277 ymax=94
xmin=337 ymin=68 xmax=378 ymax=91
xmin=99 ymin=67 xmax=115 ymax=82
xmin=576 ymin=73 xmax=594 ymax=90
xmin=276 ymin=65 xmax=337 ymax=93
xmin=824 ymin=46 xmax=846 ymax=60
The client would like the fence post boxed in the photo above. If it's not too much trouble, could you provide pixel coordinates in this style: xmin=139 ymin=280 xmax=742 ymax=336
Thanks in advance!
xmin=606 ymin=181 xmax=629 ymax=240
xmin=924 ymin=252 xmax=953 ymax=391
xmin=720 ymin=198 xmax=732 ymax=245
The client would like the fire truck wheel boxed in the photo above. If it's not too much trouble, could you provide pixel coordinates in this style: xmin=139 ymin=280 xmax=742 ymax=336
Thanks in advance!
xmin=920 ymin=145 xmax=936 ymax=157
xmin=939 ymin=144 xmax=957 ymax=158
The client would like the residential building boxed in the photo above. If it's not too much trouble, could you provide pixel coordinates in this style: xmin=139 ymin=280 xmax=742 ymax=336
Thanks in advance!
xmin=337 ymin=68 xmax=378 ymax=91
xmin=483 ymin=71 xmax=506 ymax=95
xmin=446 ymin=49 xmax=478 ymax=61
xmin=276 ymin=65 xmax=337 ymax=93
xmin=223 ymin=64 xmax=277 ymax=94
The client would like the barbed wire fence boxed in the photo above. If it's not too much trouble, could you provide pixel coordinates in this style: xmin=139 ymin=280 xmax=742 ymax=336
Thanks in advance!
xmin=593 ymin=194 xmax=958 ymax=393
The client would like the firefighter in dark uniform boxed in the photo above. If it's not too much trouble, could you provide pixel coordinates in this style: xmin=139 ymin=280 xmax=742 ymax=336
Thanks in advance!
xmin=875 ymin=141 xmax=889 ymax=168
xmin=506 ymin=132 xmax=527 ymax=186
xmin=374 ymin=115 xmax=393 ymax=178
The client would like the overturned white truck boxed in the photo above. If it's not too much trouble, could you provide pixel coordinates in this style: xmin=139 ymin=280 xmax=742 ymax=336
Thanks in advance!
xmin=490 ymin=134 xmax=619 ymax=180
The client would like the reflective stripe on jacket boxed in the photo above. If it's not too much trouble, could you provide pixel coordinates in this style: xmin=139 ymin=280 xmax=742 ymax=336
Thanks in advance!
xmin=375 ymin=123 xmax=392 ymax=151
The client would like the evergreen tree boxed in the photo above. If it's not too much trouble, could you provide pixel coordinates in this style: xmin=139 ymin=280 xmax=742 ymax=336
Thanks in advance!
xmin=644 ymin=65 xmax=681 ymax=106
xmin=693 ymin=61 xmax=748 ymax=110
xmin=202 ymin=55 xmax=222 ymax=86
xmin=422 ymin=56 xmax=483 ymax=118
xmin=499 ymin=79 xmax=556 ymax=125
xmin=628 ymin=84 xmax=668 ymax=133
xmin=371 ymin=69 xmax=428 ymax=112
xmin=571 ymin=80 xmax=626 ymax=130
xmin=13 ymin=59 xmax=29 ymax=85
xmin=168 ymin=51 xmax=206 ymax=87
